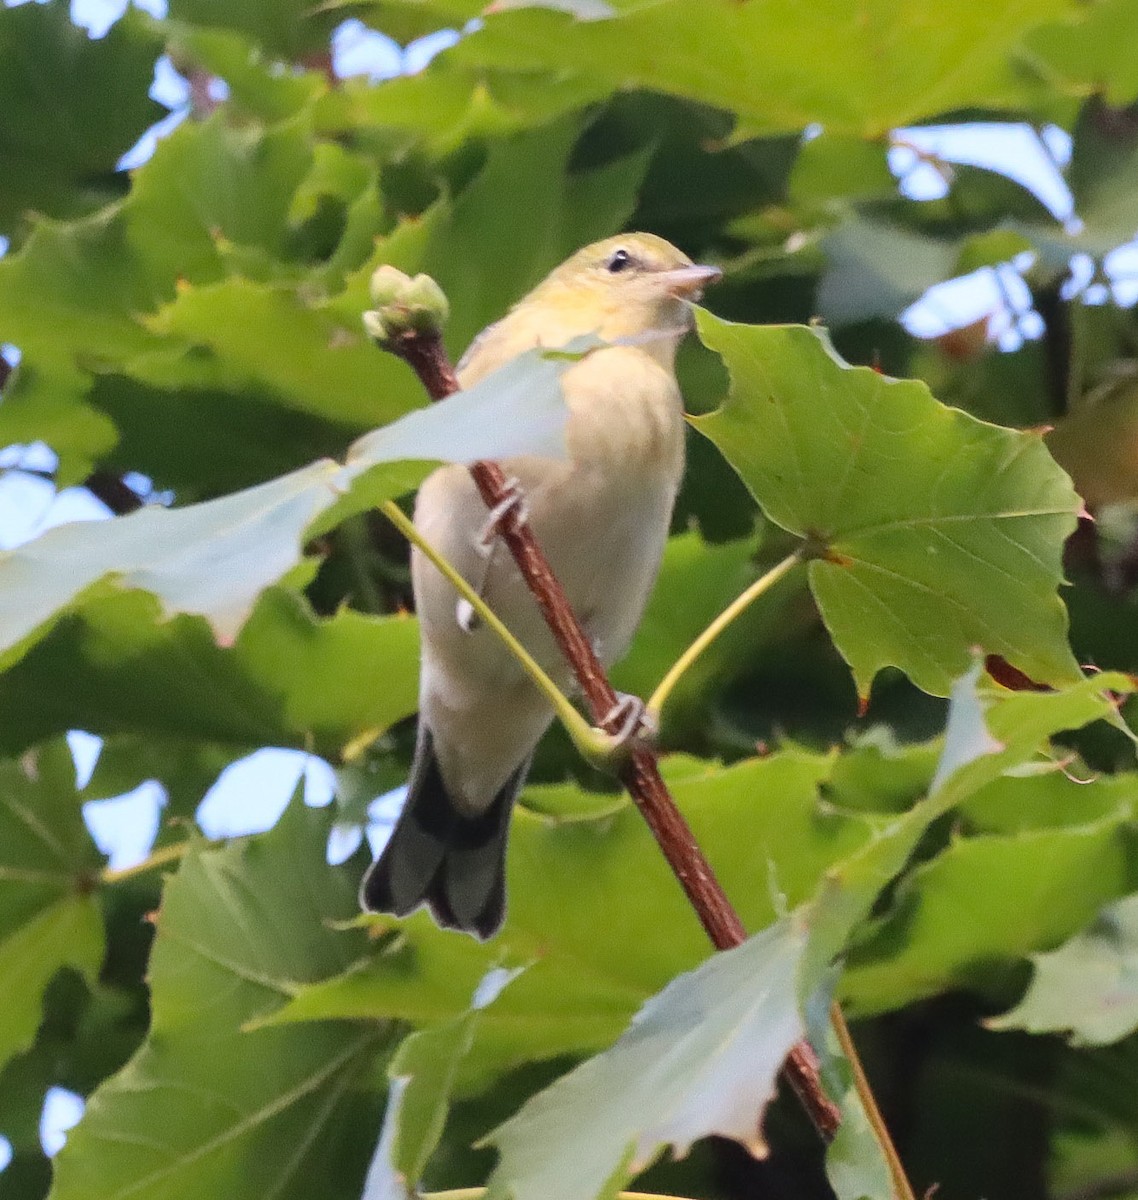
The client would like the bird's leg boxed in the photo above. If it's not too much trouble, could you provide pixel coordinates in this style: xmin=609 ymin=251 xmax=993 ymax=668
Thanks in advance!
xmin=456 ymin=479 xmax=529 ymax=634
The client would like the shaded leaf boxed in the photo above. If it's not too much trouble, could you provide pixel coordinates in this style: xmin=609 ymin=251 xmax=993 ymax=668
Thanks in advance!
xmin=0 ymin=0 xmax=163 ymax=237
xmin=83 ymin=734 xmax=239 ymax=822
xmin=0 ymin=590 xmax=420 ymax=759
xmin=611 ymin=530 xmax=804 ymax=740
xmin=472 ymin=665 xmax=1119 ymax=1200
xmin=168 ymin=24 xmax=327 ymax=124
xmin=818 ymin=217 xmax=1031 ymax=327
xmin=825 ymin=1082 xmax=894 ymax=1200
xmin=1017 ymin=102 xmax=1138 ymax=268
xmin=844 ymin=803 xmax=1138 ymax=1015
xmin=0 ymin=459 xmax=342 ymax=663
xmin=168 ymin=0 xmax=340 ymax=60
xmin=0 ymin=113 xmax=405 ymax=491
xmin=363 ymin=967 xmax=524 ymax=1199
xmin=410 ymin=117 xmax=651 ymax=355
xmin=789 ymin=133 xmax=896 ymax=204
xmin=126 ymin=111 xmax=324 ymax=283
xmin=804 ymin=666 xmax=1134 ymax=992
xmin=1047 ymin=367 xmax=1138 ymax=507
xmin=262 ymin=751 xmax=881 ymax=1082
xmin=320 ymin=61 xmax=609 ymax=160
xmin=818 ymin=219 xmax=964 ymax=326
xmin=144 ymin=277 xmax=418 ymax=427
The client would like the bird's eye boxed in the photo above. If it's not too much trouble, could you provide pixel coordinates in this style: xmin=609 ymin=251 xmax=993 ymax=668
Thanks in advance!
xmin=606 ymin=248 xmax=632 ymax=273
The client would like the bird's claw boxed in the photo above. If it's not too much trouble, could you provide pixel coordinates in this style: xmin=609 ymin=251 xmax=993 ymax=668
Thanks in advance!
xmin=578 ymin=694 xmax=658 ymax=770
xmin=599 ymin=693 xmax=658 ymax=751
xmin=457 ymin=479 xmax=528 ymax=632
xmin=456 ymin=597 xmax=479 ymax=633
xmin=477 ymin=478 xmax=529 ymax=555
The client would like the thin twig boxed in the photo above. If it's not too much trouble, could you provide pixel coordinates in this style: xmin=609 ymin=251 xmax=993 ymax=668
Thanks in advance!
xmin=85 ymin=470 xmax=144 ymax=515
xmin=380 ymin=325 xmax=842 ymax=1143
xmin=101 ymin=840 xmax=192 ymax=885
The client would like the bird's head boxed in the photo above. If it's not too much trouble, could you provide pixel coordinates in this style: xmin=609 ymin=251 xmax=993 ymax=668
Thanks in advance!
xmin=526 ymin=233 xmax=721 ymax=351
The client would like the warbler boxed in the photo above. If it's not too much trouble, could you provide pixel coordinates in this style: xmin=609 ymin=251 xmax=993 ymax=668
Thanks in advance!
xmin=360 ymin=234 xmax=720 ymax=937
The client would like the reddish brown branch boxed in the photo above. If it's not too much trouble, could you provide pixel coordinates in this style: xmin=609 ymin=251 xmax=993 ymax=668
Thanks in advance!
xmin=385 ymin=327 xmax=841 ymax=1142
xmin=85 ymin=470 xmax=144 ymax=516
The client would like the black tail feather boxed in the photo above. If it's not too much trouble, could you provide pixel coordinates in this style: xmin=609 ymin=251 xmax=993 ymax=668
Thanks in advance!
xmin=360 ymin=730 xmax=525 ymax=939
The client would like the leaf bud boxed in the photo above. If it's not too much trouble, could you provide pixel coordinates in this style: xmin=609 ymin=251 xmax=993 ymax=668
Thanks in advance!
xmin=363 ymin=266 xmax=450 ymax=346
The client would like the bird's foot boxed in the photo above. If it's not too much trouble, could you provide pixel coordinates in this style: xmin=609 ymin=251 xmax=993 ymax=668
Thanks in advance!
xmin=600 ymin=692 xmax=659 ymax=751
xmin=456 ymin=482 xmax=527 ymax=633
xmin=574 ymin=692 xmax=660 ymax=770
xmin=477 ymin=477 xmax=529 ymax=555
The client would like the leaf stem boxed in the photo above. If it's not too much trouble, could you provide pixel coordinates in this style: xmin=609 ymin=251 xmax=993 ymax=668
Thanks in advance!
xmin=830 ymin=1003 xmax=917 ymax=1200
xmin=100 ymin=840 xmax=192 ymax=885
xmin=647 ymin=550 xmax=802 ymax=718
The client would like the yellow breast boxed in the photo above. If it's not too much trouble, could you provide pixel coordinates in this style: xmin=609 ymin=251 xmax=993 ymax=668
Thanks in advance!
xmin=560 ymin=345 xmax=686 ymax=483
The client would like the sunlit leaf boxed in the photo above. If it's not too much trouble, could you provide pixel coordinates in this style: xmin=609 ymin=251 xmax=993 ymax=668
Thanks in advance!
xmin=0 ymin=342 xmax=574 ymax=671
xmin=451 ymin=0 xmax=1069 ymax=138
xmin=691 ymin=314 xmax=1083 ymax=698
xmin=1026 ymin=0 xmax=1138 ymax=107
xmin=482 ymin=917 xmax=808 ymax=1200
xmin=989 ymin=893 xmax=1138 ymax=1046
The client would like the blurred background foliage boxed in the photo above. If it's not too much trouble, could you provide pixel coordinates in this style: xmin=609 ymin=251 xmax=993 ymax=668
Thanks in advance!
xmin=5 ymin=0 xmax=1138 ymax=1197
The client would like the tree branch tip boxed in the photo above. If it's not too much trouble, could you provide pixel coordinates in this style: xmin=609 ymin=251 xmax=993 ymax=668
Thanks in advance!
xmin=364 ymin=266 xmax=450 ymax=346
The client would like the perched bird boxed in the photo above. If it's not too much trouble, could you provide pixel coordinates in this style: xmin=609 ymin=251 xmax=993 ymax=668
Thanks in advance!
xmin=360 ymin=233 xmax=720 ymax=937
